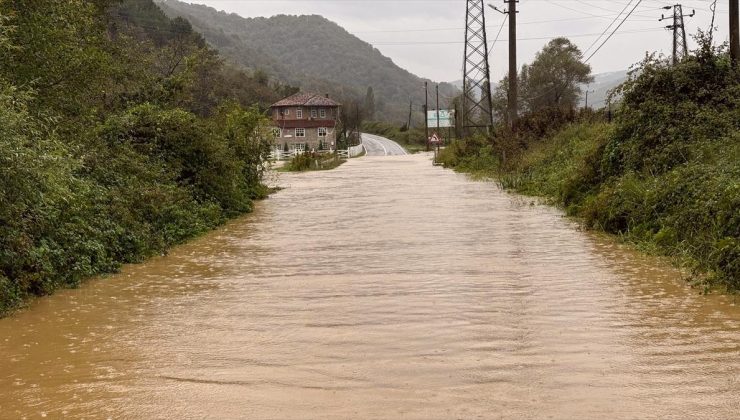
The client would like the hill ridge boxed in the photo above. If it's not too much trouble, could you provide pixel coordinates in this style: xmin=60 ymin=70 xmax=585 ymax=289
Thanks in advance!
xmin=155 ymin=0 xmax=459 ymax=122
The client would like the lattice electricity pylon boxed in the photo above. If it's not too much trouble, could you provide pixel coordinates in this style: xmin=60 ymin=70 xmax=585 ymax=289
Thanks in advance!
xmin=462 ymin=0 xmax=494 ymax=135
xmin=660 ymin=4 xmax=695 ymax=65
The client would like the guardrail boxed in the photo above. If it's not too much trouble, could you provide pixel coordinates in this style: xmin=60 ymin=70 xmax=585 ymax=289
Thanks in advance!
xmin=348 ymin=144 xmax=365 ymax=158
xmin=269 ymin=149 xmax=298 ymax=161
xmin=270 ymin=146 xmax=364 ymax=161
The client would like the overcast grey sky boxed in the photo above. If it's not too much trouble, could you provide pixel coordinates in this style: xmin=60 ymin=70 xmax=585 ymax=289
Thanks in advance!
xmin=187 ymin=0 xmax=733 ymax=82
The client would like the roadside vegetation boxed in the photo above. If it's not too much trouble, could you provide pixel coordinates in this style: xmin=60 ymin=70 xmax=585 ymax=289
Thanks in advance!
xmin=283 ymin=152 xmax=347 ymax=172
xmin=0 ymin=0 xmax=291 ymax=315
xmin=439 ymin=35 xmax=739 ymax=292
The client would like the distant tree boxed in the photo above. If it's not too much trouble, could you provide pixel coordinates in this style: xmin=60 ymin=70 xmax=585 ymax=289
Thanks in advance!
xmin=0 ymin=0 xmax=112 ymax=114
xmin=340 ymin=99 xmax=364 ymax=145
xmin=364 ymin=86 xmax=375 ymax=120
xmin=490 ymin=76 xmax=509 ymax=123
xmin=158 ymin=17 xmax=203 ymax=78
xmin=490 ymin=38 xmax=592 ymax=120
xmin=269 ymin=81 xmax=298 ymax=99
xmin=521 ymin=37 xmax=593 ymax=112
xmin=478 ymin=80 xmax=492 ymax=126
xmin=450 ymin=94 xmax=461 ymax=137
xmin=254 ymin=69 xmax=269 ymax=86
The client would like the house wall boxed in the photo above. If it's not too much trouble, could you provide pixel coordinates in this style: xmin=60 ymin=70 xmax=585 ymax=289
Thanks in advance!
xmin=274 ymin=127 xmax=338 ymax=150
xmin=271 ymin=105 xmax=341 ymax=150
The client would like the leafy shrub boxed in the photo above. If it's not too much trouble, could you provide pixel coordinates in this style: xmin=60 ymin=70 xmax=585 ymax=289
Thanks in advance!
xmin=440 ymin=36 xmax=739 ymax=291
xmin=0 ymin=1 xmax=280 ymax=315
xmin=603 ymin=35 xmax=740 ymax=177
xmin=287 ymin=152 xmax=316 ymax=171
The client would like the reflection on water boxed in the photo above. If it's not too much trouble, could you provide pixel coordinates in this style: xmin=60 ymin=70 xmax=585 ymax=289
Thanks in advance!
xmin=1 ymin=154 xmax=738 ymax=419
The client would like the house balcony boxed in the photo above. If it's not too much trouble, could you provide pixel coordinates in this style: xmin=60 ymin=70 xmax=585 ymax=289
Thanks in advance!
xmin=273 ymin=119 xmax=337 ymax=128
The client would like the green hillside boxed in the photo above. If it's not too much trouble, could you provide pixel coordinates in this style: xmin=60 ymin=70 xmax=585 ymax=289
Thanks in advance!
xmin=155 ymin=0 xmax=459 ymax=122
xmin=0 ymin=0 xmax=284 ymax=315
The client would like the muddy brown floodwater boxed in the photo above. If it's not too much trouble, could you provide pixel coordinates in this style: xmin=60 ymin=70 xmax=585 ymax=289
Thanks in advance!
xmin=1 ymin=154 xmax=738 ymax=419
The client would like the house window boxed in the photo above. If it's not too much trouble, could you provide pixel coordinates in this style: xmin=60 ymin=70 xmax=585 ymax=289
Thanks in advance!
xmin=318 ymin=127 xmax=328 ymax=137
xmin=311 ymin=109 xmax=317 ymax=118
xmin=295 ymin=128 xmax=306 ymax=138
xmin=272 ymin=128 xmax=281 ymax=138
xmin=284 ymin=108 xmax=290 ymax=116
xmin=320 ymin=109 xmax=327 ymax=118
xmin=296 ymin=108 xmax=303 ymax=119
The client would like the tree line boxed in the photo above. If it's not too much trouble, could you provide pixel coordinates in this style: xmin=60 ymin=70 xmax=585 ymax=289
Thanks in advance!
xmin=0 ymin=0 xmax=295 ymax=315
xmin=155 ymin=0 xmax=460 ymax=124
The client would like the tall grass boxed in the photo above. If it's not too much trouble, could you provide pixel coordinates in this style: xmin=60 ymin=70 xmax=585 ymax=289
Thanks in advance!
xmin=438 ymin=40 xmax=739 ymax=291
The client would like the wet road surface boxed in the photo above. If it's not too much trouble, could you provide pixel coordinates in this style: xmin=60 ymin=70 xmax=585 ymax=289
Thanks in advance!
xmin=0 ymin=153 xmax=738 ymax=419
xmin=361 ymin=133 xmax=408 ymax=156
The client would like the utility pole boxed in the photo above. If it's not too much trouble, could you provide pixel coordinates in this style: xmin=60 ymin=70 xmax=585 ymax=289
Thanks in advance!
xmin=660 ymin=4 xmax=695 ymax=65
xmin=454 ymin=103 xmax=460 ymax=139
xmin=424 ymin=81 xmax=429 ymax=151
xmin=355 ymin=103 xmax=360 ymax=146
xmin=408 ymin=100 xmax=413 ymax=130
xmin=506 ymin=0 xmax=518 ymax=129
xmin=584 ymin=87 xmax=595 ymax=109
xmin=436 ymin=84 xmax=440 ymax=135
xmin=462 ymin=0 xmax=494 ymax=135
xmin=731 ymin=0 xmax=739 ymax=67
xmin=489 ymin=1 xmax=518 ymax=129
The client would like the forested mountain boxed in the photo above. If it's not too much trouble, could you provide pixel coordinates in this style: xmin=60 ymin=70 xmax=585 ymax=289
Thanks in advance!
xmin=155 ymin=0 xmax=459 ymax=122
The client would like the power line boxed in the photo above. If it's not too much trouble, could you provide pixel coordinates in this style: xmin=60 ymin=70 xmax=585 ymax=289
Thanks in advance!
xmin=488 ymin=14 xmax=508 ymax=56
xmin=549 ymin=0 xmax=656 ymax=20
xmin=352 ymin=12 xmax=655 ymax=34
xmin=368 ymin=27 xmax=665 ymax=45
xmin=584 ymin=0 xmax=645 ymax=63
xmin=581 ymin=0 xmax=635 ymax=57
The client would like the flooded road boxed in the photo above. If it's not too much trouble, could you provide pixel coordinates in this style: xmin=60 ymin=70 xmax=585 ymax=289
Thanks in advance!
xmin=1 ymin=154 xmax=738 ymax=419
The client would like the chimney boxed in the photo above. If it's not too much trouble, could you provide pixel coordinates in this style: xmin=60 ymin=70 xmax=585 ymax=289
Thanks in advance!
xmin=325 ymin=93 xmax=329 ymax=98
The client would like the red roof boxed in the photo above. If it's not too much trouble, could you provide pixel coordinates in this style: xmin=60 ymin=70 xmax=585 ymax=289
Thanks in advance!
xmin=271 ymin=92 xmax=341 ymax=107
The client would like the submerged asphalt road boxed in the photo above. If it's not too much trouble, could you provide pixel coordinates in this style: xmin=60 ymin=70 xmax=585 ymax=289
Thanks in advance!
xmin=361 ymin=132 xmax=408 ymax=156
xmin=1 ymin=154 xmax=739 ymax=419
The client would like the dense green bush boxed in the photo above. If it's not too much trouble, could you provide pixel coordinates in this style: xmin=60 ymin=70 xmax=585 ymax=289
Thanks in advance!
xmin=0 ymin=1 xmax=277 ymax=315
xmin=603 ymin=37 xmax=739 ymax=177
xmin=585 ymin=39 xmax=739 ymax=288
xmin=0 ymin=82 xmax=273 ymax=315
xmin=440 ymin=38 xmax=739 ymax=291
xmin=0 ymin=84 xmax=79 ymax=308
xmin=436 ymin=134 xmax=499 ymax=175
xmin=285 ymin=152 xmax=344 ymax=172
